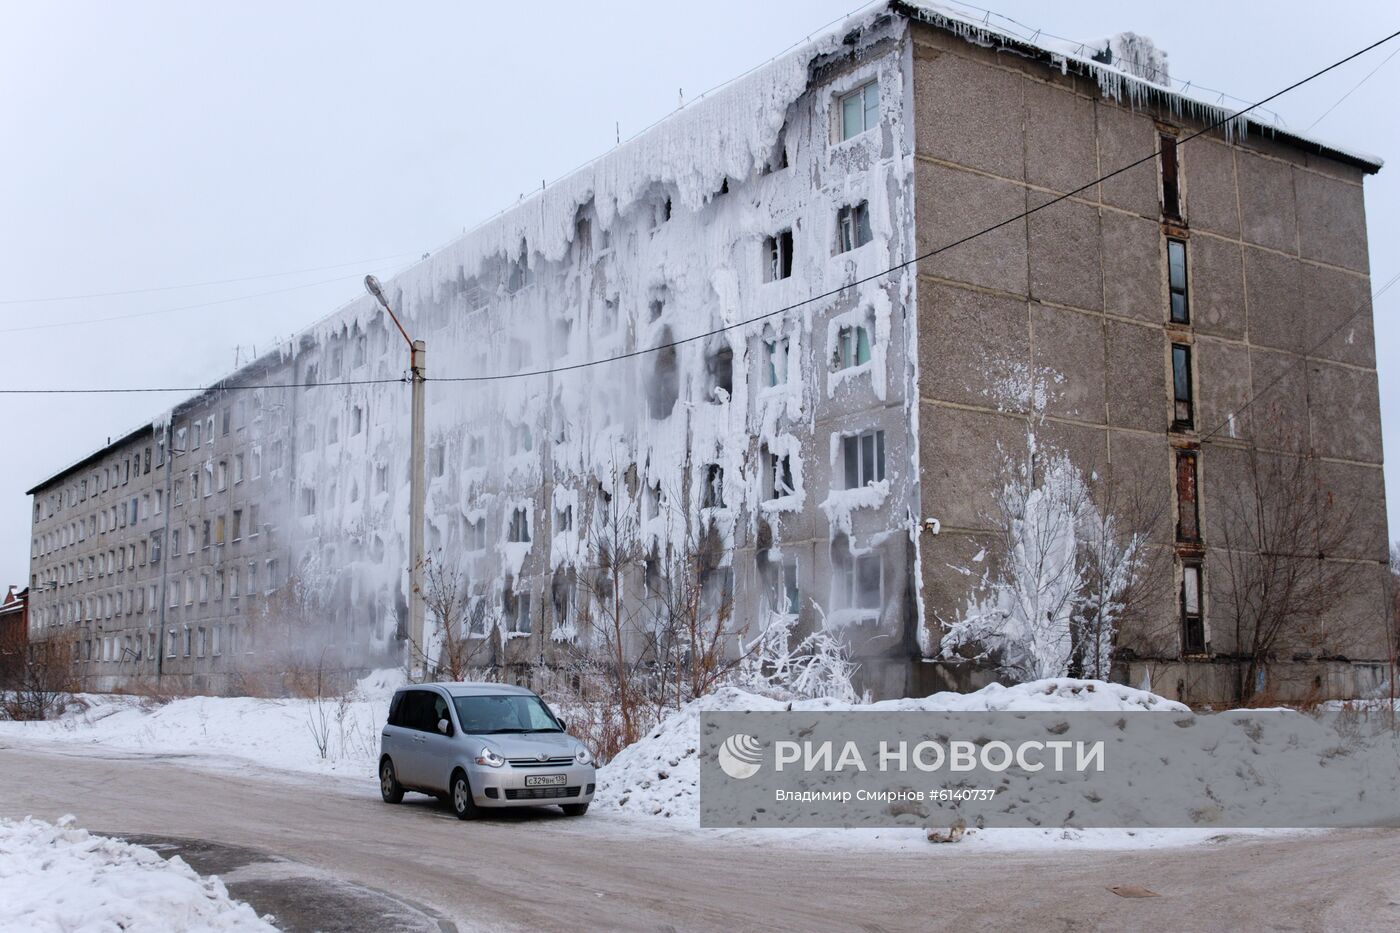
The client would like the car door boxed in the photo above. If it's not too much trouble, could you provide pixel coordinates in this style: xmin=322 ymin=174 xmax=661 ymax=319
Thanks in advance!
xmin=394 ymin=689 xmax=434 ymax=788
xmin=416 ymin=690 xmax=458 ymax=793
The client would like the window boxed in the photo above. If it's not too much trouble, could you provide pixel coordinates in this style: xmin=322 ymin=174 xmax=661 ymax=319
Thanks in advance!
xmin=555 ymin=504 xmax=573 ymax=532
xmin=702 ymin=464 xmax=725 ymax=509
xmin=205 ymin=416 xmax=214 ymax=444
xmin=706 ymin=345 xmax=733 ymax=402
xmin=174 ymin=479 xmax=184 ymax=506
xmin=216 ymin=460 xmax=228 ymax=491
xmin=836 ymin=324 xmax=872 ymax=370
xmin=301 ymin=487 xmax=316 ymax=516
xmin=171 ymin=528 xmax=180 ymax=555
xmin=1171 ymin=344 xmax=1194 ymax=428
xmin=765 ymin=230 xmax=793 ymax=281
xmin=836 ymin=550 xmax=883 ymax=612
xmin=251 ymin=446 xmax=262 ymax=479
xmin=765 ymin=337 xmax=789 ymax=387
xmin=248 ymin=504 xmax=259 ymax=536
xmin=201 ymin=520 xmax=211 ymax=549
xmin=842 ymin=430 xmax=886 ymax=489
xmin=1160 ymin=134 xmax=1180 ymax=220
xmin=1181 ymin=562 xmax=1205 ymax=654
xmin=186 ymin=524 xmax=195 ymax=554
xmin=508 ymin=508 xmax=530 ymax=543
xmin=191 ymin=422 xmax=201 ymax=449
xmin=233 ymin=454 xmax=244 ymax=485
xmin=150 ymin=533 xmax=162 ymax=564
xmin=506 ymin=590 xmax=532 ymax=634
xmin=769 ymin=453 xmax=794 ymax=499
xmin=229 ymin=567 xmax=240 ymax=599
xmin=376 ymin=464 xmax=388 ymax=493
xmin=836 ymin=202 xmax=872 ymax=253
xmin=466 ymin=518 xmax=487 ymax=551
xmin=183 ymin=624 xmax=192 ymax=657
xmin=167 ymin=629 xmax=177 ymax=658
xmin=232 ymin=510 xmax=242 ymax=542
xmin=351 ymin=406 xmax=363 ymax=436
xmin=214 ymin=514 xmax=225 ymax=546
xmin=1175 ymin=452 xmax=1200 ymax=543
xmin=1167 ymin=238 xmax=1189 ymax=323
xmin=839 ymin=80 xmax=879 ymax=141
xmin=430 ymin=444 xmax=445 ymax=477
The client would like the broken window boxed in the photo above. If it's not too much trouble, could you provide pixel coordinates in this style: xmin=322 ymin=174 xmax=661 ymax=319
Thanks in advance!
xmin=834 ymin=546 xmax=882 ymax=612
xmin=649 ymin=341 xmax=680 ymax=418
xmin=351 ymin=406 xmax=363 ymax=435
xmin=842 ymin=430 xmax=886 ymax=489
xmin=764 ymin=230 xmax=793 ymax=281
xmin=1175 ymin=451 xmax=1200 ymax=543
xmin=555 ymin=504 xmax=573 ymax=532
xmin=1160 ymin=134 xmax=1181 ymax=220
xmin=769 ymin=453 xmax=795 ymax=499
xmin=506 ymin=242 xmax=534 ymax=293
xmin=839 ymin=80 xmax=879 ymax=141
xmin=505 ymin=589 xmax=532 ymax=634
xmin=835 ymin=323 xmax=872 ymax=370
xmin=1180 ymin=562 xmax=1205 ymax=654
xmin=836 ymin=202 xmax=873 ymax=253
xmin=765 ymin=337 xmax=789 ymax=387
xmin=508 ymin=508 xmax=531 ymax=543
xmin=1167 ymin=238 xmax=1189 ymax=323
xmin=1171 ymin=344 xmax=1194 ymax=429
xmin=706 ymin=344 xmax=733 ymax=403
xmin=701 ymin=464 xmax=725 ymax=509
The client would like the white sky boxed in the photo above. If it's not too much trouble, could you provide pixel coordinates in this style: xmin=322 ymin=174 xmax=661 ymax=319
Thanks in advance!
xmin=2 ymin=0 xmax=1396 ymax=587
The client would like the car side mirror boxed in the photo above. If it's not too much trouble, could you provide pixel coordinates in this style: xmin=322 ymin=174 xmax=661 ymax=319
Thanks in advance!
xmin=437 ymin=718 xmax=452 ymax=736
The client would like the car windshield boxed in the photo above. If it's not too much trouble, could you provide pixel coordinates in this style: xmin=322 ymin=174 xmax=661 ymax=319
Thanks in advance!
xmin=452 ymin=694 xmax=562 ymax=735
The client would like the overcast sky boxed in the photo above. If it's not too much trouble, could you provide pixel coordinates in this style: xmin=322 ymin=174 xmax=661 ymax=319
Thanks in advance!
xmin=2 ymin=0 xmax=1397 ymax=587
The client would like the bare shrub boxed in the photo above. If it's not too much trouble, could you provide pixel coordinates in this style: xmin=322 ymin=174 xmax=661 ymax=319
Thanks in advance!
xmin=0 ymin=639 xmax=79 ymax=722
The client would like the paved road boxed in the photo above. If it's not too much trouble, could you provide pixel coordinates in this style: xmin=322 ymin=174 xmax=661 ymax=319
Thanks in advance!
xmin=2 ymin=743 xmax=1398 ymax=932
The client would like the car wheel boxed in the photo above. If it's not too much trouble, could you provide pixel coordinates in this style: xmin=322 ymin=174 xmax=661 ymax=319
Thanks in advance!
xmin=379 ymin=758 xmax=404 ymax=804
xmin=561 ymin=802 xmax=589 ymax=817
xmin=451 ymin=771 xmax=480 ymax=821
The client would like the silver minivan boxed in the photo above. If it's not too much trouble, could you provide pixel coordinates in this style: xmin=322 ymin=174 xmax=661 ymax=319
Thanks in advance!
xmin=378 ymin=682 xmax=595 ymax=819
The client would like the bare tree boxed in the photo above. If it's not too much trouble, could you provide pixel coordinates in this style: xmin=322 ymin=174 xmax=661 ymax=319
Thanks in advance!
xmin=1214 ymin=442 xmax=1358 ymax=704
xmin=0 ymin=638 xmax=78 ymax=721
xmin=415 ymin=553 xmax=495 ymax=680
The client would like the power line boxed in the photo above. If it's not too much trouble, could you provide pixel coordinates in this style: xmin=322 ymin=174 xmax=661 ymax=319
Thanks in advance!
xmin=0 ymin=377 xmax=407 ymax=396
xmin=1198 ymin=271 xmax=1400 ymax=444
xmin=430 ymin=26 xmax=1400 ymax=384
xmin=0 ymin=266 xmax=403 ymax=336
xmin=2 ymin=26 xmax=1397 ymax=398
xmin=0 ymin=252 xmax=424 ymax=306
xmin=1305 ymin=43 xmax=1400 ymax=131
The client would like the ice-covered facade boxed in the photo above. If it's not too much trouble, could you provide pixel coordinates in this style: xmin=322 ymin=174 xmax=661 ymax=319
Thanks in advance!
xmin=25 ymin=2 xmax=1390 ymax=703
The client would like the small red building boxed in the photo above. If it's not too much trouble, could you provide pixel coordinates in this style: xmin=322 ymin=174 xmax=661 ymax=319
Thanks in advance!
xmin=0 ymin=585 xmax=29 ymax=681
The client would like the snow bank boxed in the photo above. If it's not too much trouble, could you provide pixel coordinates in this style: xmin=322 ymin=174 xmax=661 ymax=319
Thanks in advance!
xmin=595 ymin=678 xmax=1184 ymax=823
xmin=0 ymin=693 xmax=385 ymax=780
xmin=0 ymin=816 xmax=274 ymax=933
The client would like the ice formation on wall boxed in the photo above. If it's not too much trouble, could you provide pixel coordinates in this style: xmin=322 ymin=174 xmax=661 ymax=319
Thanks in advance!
xmin=151 ymin=3 xmax=924 ymax=678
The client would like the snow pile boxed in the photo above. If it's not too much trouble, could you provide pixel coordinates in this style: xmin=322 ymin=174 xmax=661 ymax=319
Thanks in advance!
xmin=595 ymin=678 xmax=1184 ymax=822
xmin=0 ymin=816 xmax=273 ymax=933
xmin=0 ymin=693 xmax=385 ymax=779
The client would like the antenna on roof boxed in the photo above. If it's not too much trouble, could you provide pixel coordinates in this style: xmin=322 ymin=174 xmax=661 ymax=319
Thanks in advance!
xmin=615 ymin=121 xmax=620 ymax=145
xmin=678 ymin=87 xmax=684 ymax=108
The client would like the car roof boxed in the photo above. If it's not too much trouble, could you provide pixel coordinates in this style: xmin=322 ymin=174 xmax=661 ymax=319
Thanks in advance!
xmin=404 ymin=682 xmax=539 ymax=698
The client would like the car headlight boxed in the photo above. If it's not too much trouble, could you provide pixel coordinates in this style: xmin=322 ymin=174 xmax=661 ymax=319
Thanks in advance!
xmin=575 ymin=746 xmax=593 ymax=766
xmin=475 ymin=746 xmax=505 ymax=768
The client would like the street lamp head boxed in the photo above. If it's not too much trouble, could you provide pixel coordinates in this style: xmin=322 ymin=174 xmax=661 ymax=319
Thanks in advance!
xmin=364 ymin=274 xmax=390 ymax=311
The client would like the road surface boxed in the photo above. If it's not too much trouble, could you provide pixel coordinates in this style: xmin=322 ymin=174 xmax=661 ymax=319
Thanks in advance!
xmin=1 ymin=743 xmax=1397 ymax=932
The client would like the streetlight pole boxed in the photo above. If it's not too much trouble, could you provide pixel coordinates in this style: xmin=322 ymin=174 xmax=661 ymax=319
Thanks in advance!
xmin=365 ymin=275 xmax=426 ymax=679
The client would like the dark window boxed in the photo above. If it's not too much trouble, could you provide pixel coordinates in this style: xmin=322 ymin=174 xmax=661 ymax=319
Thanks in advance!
xmin=388 ymin=690 xmax=406 ymax=726
xmin=1167 ymin=238 xmax=1189 ymax=323
xmin=1181 ymin=562 xmax=1205 ymax=654
xmin=706 ymin=345 xmax=733 ymax=402
xmin=702 ymin=464 xmax=725 ymax=509
xmin=1175 ymin=452 xmax=1200 ymax=542
xmin=1160 ymin=135 xmax=1180 ymax=220
xmin=765 ymin=230 xmax=793 ymax=281
xmin=1171 ymin=344 xmax=1193 ymax=428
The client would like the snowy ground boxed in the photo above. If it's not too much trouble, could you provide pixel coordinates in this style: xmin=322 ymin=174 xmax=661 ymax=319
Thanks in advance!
xmin=0 ymin=675 xmax=1315 ymax=852
xmin=0 ymin=816 xmax=274 ymax=933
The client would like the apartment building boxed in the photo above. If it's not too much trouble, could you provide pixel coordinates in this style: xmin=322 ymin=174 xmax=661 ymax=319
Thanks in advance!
xmin=25 ymin=2 xmax=1389 ymax=702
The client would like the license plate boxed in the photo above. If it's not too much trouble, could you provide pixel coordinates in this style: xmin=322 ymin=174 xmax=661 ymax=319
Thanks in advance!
xmin=524 ymin=774 xmax=567 ymax=787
